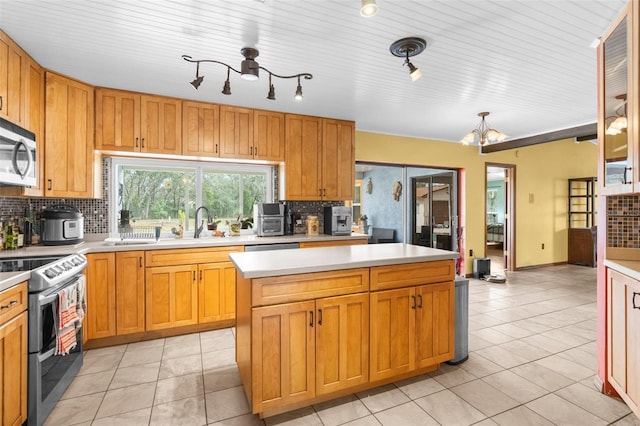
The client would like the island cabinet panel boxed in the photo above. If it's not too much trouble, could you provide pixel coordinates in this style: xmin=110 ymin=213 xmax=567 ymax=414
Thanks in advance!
xmin=145 ymin=265 xmax=198 ymax=330
xmin=251 ymin=301 xmax=316 ymax=413
xmin=116 ymin=251 xmax=145 ymax=335
xmin=370 ymin=260 xmax=454 ymax=291
xmin=86 ymin=253 xmax=116 ymax=339
xmin=415 ymin=283 xmax=455 ymax=368
xmin=198 ymin=261 xmax=236 ymax=323
xmin=251 ymin=268 xmax=369 ymax=306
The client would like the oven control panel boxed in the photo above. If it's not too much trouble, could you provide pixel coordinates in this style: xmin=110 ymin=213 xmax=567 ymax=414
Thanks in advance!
xmin=29 ymin=254 xmax=87 ymax=292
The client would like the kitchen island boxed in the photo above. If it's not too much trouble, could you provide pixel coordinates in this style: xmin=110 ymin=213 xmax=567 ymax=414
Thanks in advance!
xmin=229 ymin=243 xmax=459 ymax=418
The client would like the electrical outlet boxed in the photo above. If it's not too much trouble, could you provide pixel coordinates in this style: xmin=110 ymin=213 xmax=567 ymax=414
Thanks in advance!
xmin=541 ymin=243 xmax=545 ymax=249
xmin=469 ymin=249 xmax=474 ymax=257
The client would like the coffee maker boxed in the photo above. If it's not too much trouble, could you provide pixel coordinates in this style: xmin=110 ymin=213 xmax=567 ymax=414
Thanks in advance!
xmin=323 ymin=206 xmax=352 ymax=235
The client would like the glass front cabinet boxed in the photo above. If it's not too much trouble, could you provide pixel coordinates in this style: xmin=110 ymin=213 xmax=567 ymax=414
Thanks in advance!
xmin=598 ymin=2 xmax=638 ymax=194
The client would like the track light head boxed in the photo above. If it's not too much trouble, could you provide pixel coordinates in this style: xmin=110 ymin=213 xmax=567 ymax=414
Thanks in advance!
xmin=294 ymin=77 xmax=303 ymax=100
xmin=360 ymin=0 xmax=378 ymax=17
xmin=222 ymin=68 xmax=232 ymax=95
xmin=190 ymin=75 xmax=204 ymax=90
xmin=390 ymin=37 xmax=427 ymax=82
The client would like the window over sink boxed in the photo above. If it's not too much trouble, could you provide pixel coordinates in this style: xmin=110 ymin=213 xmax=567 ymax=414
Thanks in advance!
xmin=110 ymin=158 xmax=273 ymax=237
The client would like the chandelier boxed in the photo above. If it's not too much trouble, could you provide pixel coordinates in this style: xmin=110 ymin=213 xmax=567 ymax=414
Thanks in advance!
xmin=182 ymin=47 xmax=313 ymax=101
xmin=460 ymin=112 xmax=507 ymax=146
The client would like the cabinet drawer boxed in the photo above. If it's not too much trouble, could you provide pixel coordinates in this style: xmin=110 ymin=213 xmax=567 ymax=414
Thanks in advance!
xmin=0 ymin=281 xmax=27 ymax=324
xmin=146 ymin=246 xmax=243 ymax=267
xmin=370 ymin=261 xmax=454 ymax=291
xmin=252 ymin=268 xmax=369 ymax=306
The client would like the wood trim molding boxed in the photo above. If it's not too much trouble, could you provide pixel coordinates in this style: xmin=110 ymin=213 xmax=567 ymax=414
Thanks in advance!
xmin=481 ymin=123 xmax=597 ymax=153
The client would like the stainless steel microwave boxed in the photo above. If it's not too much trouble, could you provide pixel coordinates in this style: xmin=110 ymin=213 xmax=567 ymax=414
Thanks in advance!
xmin=0 ymin=117 xmax=37 ymax=187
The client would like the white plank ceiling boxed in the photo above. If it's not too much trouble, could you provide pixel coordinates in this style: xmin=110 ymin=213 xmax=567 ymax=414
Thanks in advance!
xmin=0 ymin=0 xmax=627 ymax=143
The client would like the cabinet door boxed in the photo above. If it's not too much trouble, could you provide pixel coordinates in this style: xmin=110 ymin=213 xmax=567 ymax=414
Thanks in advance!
xmin=145 ymin=265 xmax=198 ymax=330
xmin=251 ymin=301 xmax=315 ymax=413
xmin=626 ymin=276 xmax=640 ymax=413
xmin=370 ymin=287 xmax=415 ymax=382
xmin=140 ymin=94 xmax=182 ymax=154
xmin=315 ymin=293 xmax=368 ymax=395
xmin=254 ymin=109 xmax=284 ymax=161
xmin=86 ymin=253 xmax=116 ymax=339
xmin=0 ymin=32 xmax=27 ymax=125
xmin=322 ymin=119 xmax=355 ymax=200
xmin=415 ymin=282 xmax=455 ymax=368
xmin=182 ymin=100 xmax=220 ymax=157
xmin=95 ymin=88 xmax=139 ymax=151
xmin=116 ymin=251 xmax=145 ymax=335
xmin=0 ymin=311 xmax=27 ymax=426
xmin=609 ymin=269 xmax=628 ymax=396
xmin=220 ymin=105 xmax=254 ymax=159
xmin=284 ymin=114 xmax=322 ymax=200
xmin=198 ymin=261 xmax=236 ymax=323
xmin=44 ymin=72 xmax=95 ymax=198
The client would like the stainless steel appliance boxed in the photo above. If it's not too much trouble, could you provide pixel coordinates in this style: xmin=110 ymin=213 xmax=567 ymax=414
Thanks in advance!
xmin=40 ymin=205 xmax=84 ymax=246
xmin=253 ymin=203 xmax=284 ymax=236
xmin=0 ymin=117 xmax=37 ymax=187
xmin=0 ymin=254 xmax=87 ymax=426
xmin=244 ymin=242 xmax=299 ymax=251
xmin=324 ymin=206 xmax=352 ymax=235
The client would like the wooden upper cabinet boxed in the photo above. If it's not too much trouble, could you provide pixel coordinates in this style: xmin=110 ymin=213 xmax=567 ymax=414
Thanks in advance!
xmin=0 ymin=31 xmax=27 ymax=125
xmin=44 ymin=72 xmax=97 ymax=198
xmin=322 ymin=119 xmax=354 ymax=200
xmin=254 ymin=109 xmax=285 ymax=161
xmin=182 ymin=100 xmax=220 ymax=157
xmin=220 ymin=105 xmax=254 ymax=159
xmin=284 ymin=114 xmax=323 ymax=200
xmin=96 ymin=88 xmax=181 ymax=155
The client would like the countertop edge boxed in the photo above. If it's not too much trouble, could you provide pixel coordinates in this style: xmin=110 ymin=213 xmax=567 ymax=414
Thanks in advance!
xmin=604 ymin=259 xmax=640 ymax=281
xmin=0 ymin=271 xmax=31 ymax=292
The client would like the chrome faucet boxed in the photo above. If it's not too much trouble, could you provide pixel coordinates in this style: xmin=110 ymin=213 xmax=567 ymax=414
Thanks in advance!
xmin=194 ymin=206 xmax=212 ymax=238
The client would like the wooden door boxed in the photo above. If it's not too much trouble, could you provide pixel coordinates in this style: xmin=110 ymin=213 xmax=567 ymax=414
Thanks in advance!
xmin=44 ymin=72 xmax=95 ymax=198
xmin=116 ymin=251 xmax=145 ymax=335
xmin=140 ymin=94 xmax=182 ymax=154
xmin=369 ymin=287 xmax=415 ymax=381
xmin=182 ymin=100 xmax=220 ymax=157
xmin=322 ymin=119 xmax=354 ymax=200
xmin=0 ymin=311 xmax=27 ymax=426
xmin=95 ymin=88 xmax=140 ymax=151
xmin=198 ymin=262 xmax=236 ymax=323
xmin=626 ymin=277 xmax=640 ymax=414
xmin=315 ymin=293 xmax=369 ymax=395
xmin=251 ymin=301 xmax=315 ymax=413
xmin=145 ymin=265 xmax=198 ymax=330
xmin=85 ymin=253 xmax=116 ymax=339
xmin=415 ymin=282 xmax=455 ymax=368
xmin=220 ymin=105 xmax=254 ymax=159
xmin=0 ymin=32 xmax=27 ymax=125
xmin=284 ymin=114 xmax=322 ymax=200
xmin=254 ymin=109 xmax=284 ymax=161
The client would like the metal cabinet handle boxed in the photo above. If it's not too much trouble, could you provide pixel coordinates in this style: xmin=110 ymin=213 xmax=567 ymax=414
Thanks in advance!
xmin=199 ymin=270 xmax=203 ymax=281
xmin=0 ymin=300 xmax=18 ymax=309
xmin=47 ymin=179 xmax=52 ymax=191
xmin=318 ymin=309 xmax=323 ymax=325
xmin=139 ymin=257 xmax=143 ymax=268
xmin=633 ymin=292 xmax=640 ymax=310
xmin=250 ymin=146 xmax=253 ymax=155
xmin=417 ymin=294 xmax=423 ymax=309
xmin=0 ymin=95 xmax=3 ymax=111
xmin=135 ymin=137 xmax=139 ymax=148
xmin=215 ymin=144 xmax=218 ymax=153
xmin=309 ymin=310 xmax=314 ymax=327
xmin=193 ymin=271 xmax=196 ymax=282
xmin=624 ymin=167 xmax=632 ymax=185
xmin=411 ymin=295 xmax=416 ymax=309
xmin=141 ymin=138 xmax=145 ymax=148
xmin=254 ymin=146 xmax=257 ymax=156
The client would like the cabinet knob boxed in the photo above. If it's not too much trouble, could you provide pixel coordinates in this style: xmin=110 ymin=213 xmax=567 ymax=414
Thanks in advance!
xmin=633 ymin=292 xmax=640 ymax=309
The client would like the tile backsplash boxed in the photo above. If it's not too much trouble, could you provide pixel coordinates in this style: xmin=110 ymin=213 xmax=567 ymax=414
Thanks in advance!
xmin=607 ymin=194 xmax=640 ymax=248
xmin=0 ymin=158 xmax=349 ymax=237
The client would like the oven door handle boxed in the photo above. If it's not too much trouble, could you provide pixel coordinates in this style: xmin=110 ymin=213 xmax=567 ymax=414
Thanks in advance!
xmin=39 ymin=291 xmax=59 ymax=306
xmin=38 ymin=347 xmax=56 ymax=363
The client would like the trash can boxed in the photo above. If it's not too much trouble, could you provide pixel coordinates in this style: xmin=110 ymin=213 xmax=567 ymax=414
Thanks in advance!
xmin=473 ymin=258 xmax=491 ymax=279
xmin=445 ymin=276 xmax=469 ymax=365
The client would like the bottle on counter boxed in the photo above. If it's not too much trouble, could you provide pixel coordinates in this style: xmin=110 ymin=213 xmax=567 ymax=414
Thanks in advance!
xmin=307 ymin=215 xmax=319 ymax=236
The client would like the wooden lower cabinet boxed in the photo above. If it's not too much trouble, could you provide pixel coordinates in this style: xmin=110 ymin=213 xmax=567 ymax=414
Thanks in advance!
xmin=251 ymin=293 xmax=369 ymax=413
xmin=608 ymin=268 xmax=640 ymax=417
xmin=199 ymin=261 xmax=236 ymax=323
xmin=0 ymin=310 xmax=27 ymax=426
xmin=86 ymin=253 xmax=116 ymax=339
xmin=116 ymin=251 xmax=145 ymax=335
xmin=145 ymin=264 xmax=198 ymax=330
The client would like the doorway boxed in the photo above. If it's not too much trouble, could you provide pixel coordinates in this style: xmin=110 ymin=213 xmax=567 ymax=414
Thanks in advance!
xmin=486 ymin=164 xmax=515 ymax=273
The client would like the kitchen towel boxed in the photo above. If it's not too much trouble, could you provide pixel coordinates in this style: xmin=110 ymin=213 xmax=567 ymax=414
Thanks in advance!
xmin=74 ymin=275 xmax=86 ymax=329
xmin=58 ymin=280 xmax=79 ymax=329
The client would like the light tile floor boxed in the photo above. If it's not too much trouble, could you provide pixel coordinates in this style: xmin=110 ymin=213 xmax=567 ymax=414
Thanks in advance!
xmin=46 ymin=264 xmax=640 ymax=426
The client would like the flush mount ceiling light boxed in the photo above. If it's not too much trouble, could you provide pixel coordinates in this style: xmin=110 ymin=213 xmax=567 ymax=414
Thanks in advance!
xmin=182 ymin=47 xmax=313 ymax=101
xmin=460 ymin=112 xmax=507 ymax=146
xmin=605 ymin=94 xmax=627 ymax=135
xmin=360 ymin=0 xmax=378 ymax=17
xmin=390 ymin=37 xmax=426 ymax=81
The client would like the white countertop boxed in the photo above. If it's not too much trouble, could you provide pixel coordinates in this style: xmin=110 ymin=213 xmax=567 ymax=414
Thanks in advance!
xmin=229 ymin=243 xmax=459 ymax=278
xmin=604 ymin=259 xmax=640 ymax=281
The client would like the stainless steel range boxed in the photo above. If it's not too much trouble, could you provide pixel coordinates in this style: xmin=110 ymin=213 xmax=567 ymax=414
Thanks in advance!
xmin=1 ymin=254 xmax=87 ymax=426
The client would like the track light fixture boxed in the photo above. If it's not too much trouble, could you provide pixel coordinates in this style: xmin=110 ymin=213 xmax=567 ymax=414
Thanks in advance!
xmin=460 ymin=112 xmax=507 ymax=146
xmin=390 ymin=37 xmax=426 ymax=82
xmin=182 ymin=47 xmax=313 ymax=101
xmin=360 ymin=0 xmax=378 ymax=17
